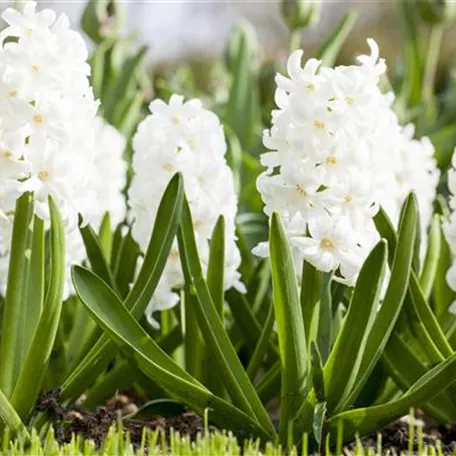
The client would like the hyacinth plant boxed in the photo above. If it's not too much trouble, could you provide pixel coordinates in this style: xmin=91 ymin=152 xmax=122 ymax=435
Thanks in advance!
xmin=2 ymin=0 xmax=456 ymax=454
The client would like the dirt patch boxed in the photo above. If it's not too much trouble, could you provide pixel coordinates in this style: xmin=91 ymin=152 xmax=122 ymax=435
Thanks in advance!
xmin=346 ymin=419 xmax=456 ymax=455
xmin=37 ymin=392 xmax=456 ymax=454
xmin=37 ymin=389 xmax=205 ymax=448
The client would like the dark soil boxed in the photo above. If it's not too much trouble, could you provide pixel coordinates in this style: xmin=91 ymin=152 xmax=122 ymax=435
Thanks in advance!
xmin=37 ymin=391 xmax=456 ymax=454
xmin=346 ymin=418 xmax=456 ymax=455
xmin=36 ymin=389 xmax=205 ymax=448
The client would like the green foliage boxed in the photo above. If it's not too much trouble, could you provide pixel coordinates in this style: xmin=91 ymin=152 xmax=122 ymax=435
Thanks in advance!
xmin=3 ymin=1 xmax=456 ymax=453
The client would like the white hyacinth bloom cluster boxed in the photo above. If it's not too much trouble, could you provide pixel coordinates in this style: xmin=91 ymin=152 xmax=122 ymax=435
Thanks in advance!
xmin=0 ymin=2 xmax=127 ymax=297
xmin=254 ymin=39 xmax=439 ymax=285
xmin=443 ymin=149 xmax=456 ymax=291
xmin=129 ymin=94 xmax=244 ymax=320
xmin=62 ymin=117 xmax=127 ymax=298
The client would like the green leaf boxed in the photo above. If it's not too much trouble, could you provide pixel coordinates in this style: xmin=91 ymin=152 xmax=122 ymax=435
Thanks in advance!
xmin=98 ymin=212 xmax=113 ymax=263
xmin=420 ymin=214 xmax=441 ymax=299
xmin=316 ymin=11 xmax=358 ymax=67
xmin=84 ymin=328 xmax=182 ymax=409
xmin=59 ymin=173 xmax=183 ymax=403
xmin=382 ymin=332 xmax=456 ymax=423
xmin=205 ymin=216 xmax=226 ymax=394
xmin=225 ymin=22 xmax=261 ymax=150
xmin=123 ymin=399 xmax=186 ymax=420
xmin=183 ymin=290 xmax=203 ymax=380
xmin=0 ymin=389 xmax=29 ymax=439
xmin=104 ymin=46 xmax=148 ymax=124
xmin=256 ymin=360 xmax=281 ymax=405
xmin=246 ymin=303 xmax=275 ymax=381
xmin=0 ymin=193 xmax=34 ymax=398
xmin=317 ymin=273 xmax=332 ymax=364
xmin=408 ymin=271 xmax=453 ymax=357
xmin=269 ymin=212 xmax=307 ymax=439
xmin=207 ymin=216 xmax=225 ymax=317
xmin=310 ymin=342 xmax=325 ymax=403
xmin=327 ymin=350 xmax=456 ymax=442
xmin=113 ymin=229 xmax=140 ymax=299
xmin=433 ymin=222 xmax=454 ymax=318
xmin=226 ymin=289 xmax=278 ymax=360
xmin=21 ymin=216 xmax=45 ymax=362
xmin=178 ymin=196 xmax=275 ymax=435
xmin=312 ymin=402 xmax=327 ymax=452
xmin=11 ymin=197 xmax=66 ymax=422
xmin=301 ymin=261 xmax=322 ymax=351
xmin=376 ymin=200 xmax=453 ymax=358
xmin=339 ymin=194 xmax=417 ymax=409
xmin=79 ymin=223 xmax=117 ymax=291
xmin=72 ymin=266 xmax=271 ymax=441
xmin=325 ymin=240 xmax=388 ymax=414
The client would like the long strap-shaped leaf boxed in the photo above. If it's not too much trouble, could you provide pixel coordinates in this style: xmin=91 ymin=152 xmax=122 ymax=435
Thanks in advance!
xmin=11 ymin=197 xmax=66 ymax=422
xmin=21 ymin=216 xmax=45 ymax=363
xmin=382 ymin=332 xmax=456 ymax=423
xmin=419 ymin=214 xmax=441 ymax=299
xmin=341 ymin=194 xmax=418 ymax=406
xmin=269 ymin=213 xmax=307 ymax=440
xmin=72 ymin=266 xmax=271 ymax=441
xmin=292 ymin=195 xmax=417 ymax=438
xmin=0 ymin=389 xmax=29 ymax=439
xmin=326 ymin=350 xmax=456 ymax=442
xmin=375 ymin=205 xmax=453 ymax=357
xmin=204 ymin=216 xmax=226 ymax=395
xmin=325 ymin=240 xmax=387 ymax=413
xmin=0 ymin=193 xmax=34 ymax=397
xmin=177 ymin=196 xmax=275 ymax=435
xmin=79 ymin=223 xmax=117 ymax=292
xmin=60 ymin=173 xmax=184 ymax=403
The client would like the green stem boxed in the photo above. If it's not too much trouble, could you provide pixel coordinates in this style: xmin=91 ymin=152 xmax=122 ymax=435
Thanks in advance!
xmin=422 ymin=24 xmax=444 ymax=105
xmin=289 ymin=29 xmax=302 ymax=52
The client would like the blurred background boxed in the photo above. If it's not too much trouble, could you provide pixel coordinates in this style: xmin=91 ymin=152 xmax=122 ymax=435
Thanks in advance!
xmin=32 ymin=0 xmax=455 ymax=69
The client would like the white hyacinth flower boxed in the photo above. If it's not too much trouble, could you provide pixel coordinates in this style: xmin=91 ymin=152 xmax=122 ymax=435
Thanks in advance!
xmin=0 ymin=2 xmax=127 ymax=298
xmin=443 ymin=149 xmax=456 ymax=292
xmin=129 ymin=94 xmax=245 ymax=323
xmin=255 ymin=39 xmax=439 ymax=285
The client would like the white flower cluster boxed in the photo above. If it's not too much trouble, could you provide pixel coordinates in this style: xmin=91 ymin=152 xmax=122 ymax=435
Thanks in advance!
xmin=254 ymin=39 xmax=439 ymax=285
xmin=0 ymin=2 xmax=127 ymax=297
xmin=129 ymin=94 xmax=244 ymax=320
xmin=443 ymin=150 xmax=456 ymax=291
xmin=61 ymin=117 xmax=127 ymax=298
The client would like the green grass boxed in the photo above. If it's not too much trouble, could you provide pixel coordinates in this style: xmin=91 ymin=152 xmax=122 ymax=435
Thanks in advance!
xmin=0 ymin=423 xmax=453 ymax=456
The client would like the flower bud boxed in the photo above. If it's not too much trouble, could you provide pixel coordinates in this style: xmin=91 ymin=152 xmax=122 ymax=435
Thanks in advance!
xmin=81 ymin=0 xmax=126 ymax=44
xmin=281 ymin=0 xmax=321 ymax=31
xmin=417 ymin=0 xmax=456 ymax=25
